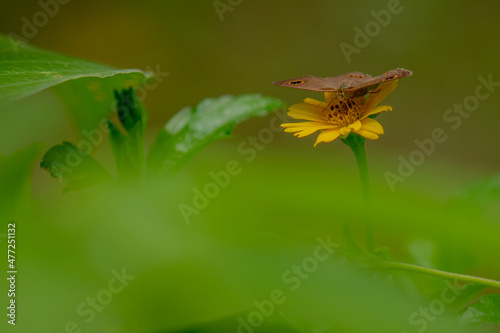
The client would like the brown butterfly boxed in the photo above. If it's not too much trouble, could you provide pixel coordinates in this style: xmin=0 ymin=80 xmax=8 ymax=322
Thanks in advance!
xmin=273 ymin=68 xmax=412 ymax=101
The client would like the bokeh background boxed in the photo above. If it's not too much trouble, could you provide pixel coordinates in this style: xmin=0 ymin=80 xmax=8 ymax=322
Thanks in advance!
xmin=1 ymin=1 xmax=500 ymax=332
xmin=2 ymin=0 xmax=500 ymax=191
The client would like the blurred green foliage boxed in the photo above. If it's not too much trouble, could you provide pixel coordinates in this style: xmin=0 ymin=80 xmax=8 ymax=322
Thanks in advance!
xmin=1 ymin=1 xmax=500 ymax=333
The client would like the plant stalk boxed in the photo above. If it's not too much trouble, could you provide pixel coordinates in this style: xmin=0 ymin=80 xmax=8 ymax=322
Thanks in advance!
xmin=342 ymin=134 xmax=374 ymax=253
xmin=380 ymin=261 xmax=500 ymax=289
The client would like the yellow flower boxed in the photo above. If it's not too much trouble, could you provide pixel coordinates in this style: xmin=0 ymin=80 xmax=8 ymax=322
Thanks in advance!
xmin=281 ymin=81 xmax=399 ymax=146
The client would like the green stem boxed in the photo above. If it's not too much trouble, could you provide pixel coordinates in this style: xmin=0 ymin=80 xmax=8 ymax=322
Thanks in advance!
xmin=342 ymin=134 xmax=373 ymax=252
xmin=380 ymin=261 xmax=500 ymax=289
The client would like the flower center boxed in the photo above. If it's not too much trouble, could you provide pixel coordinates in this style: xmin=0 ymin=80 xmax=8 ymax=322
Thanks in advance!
xmin=323 ymin=99 xmax=362 ymax=128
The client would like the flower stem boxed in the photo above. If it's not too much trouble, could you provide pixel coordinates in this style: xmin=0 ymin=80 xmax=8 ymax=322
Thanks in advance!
xmin=341 ymin=134 xmax=374 ymax=253
xmin=379 ymin=261 xmax=500 ymax=289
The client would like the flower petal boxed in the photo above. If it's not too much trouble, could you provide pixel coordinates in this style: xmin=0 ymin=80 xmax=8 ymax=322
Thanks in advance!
xmin=314 ymin=129 xmax=341 ymax=147
xmin=361 ymin=105 xmax=392 ymax=119
xmin=288 ymin=102 xmax=323 ymax=113
xmin=362 ymin=80 xmax=398 ymax=111
xmin=287 ymin=102 xmax=327 ymax=121
xmin=351 ymin=120 xmax=362 ymax=131
xmin=324 ymin=92 xmax=337 ymax=104
xmin=287 ymin=111 xmax=324 ymax=122
xmin=281 ymin=122 xmax=339 ymax=138
xmin=303 ymin=98 xmax=327 ymax=109
xmin=353 ymin=128 xmax=379 ymax=140
xmin=281 ymin=121 xmax=335 ymax=129
xmin=360 ymin=118 xmax=384 ymax=134
xmin=294 ymin=127 xmax=324 ymax=138
xmin=339 ymin=127 xmax=351 ymax=136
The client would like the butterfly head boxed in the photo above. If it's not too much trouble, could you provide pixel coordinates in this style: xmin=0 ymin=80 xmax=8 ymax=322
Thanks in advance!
xmin=337 ymin=84 xmax=350 ymax=99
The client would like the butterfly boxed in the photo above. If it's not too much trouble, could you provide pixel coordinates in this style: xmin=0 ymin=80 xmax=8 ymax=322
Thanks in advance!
xmin=273 ymin=68 xmax=412 ymax=109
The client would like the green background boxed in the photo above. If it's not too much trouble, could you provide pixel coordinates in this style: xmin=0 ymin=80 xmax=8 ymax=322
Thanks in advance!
xmin=1 ymin=1 xmax=500 ymax=332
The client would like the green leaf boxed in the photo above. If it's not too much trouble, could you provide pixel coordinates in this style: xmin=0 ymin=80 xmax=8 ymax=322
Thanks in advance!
xmin=40 ymin=142 xmax=112 ymax=192
xmin=461 ymin=294 xmax=500 ymax=327
xmin=147 ymin=94 xmax=285 ymax=172
xmin=114 ymin=88 xmax=147 ymax=133
xmin=107 ymin=88 xmax=147 ymax=180
xmin=0 ymin=143 xmax=43 ymax=219
xmin=0 ymin=33 xmax=153 ymax=130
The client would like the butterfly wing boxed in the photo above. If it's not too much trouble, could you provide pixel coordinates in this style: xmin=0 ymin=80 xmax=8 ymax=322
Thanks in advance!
xmin=272 ymin=75 xmax=350 ymax=92
xmin=344 ymin=68 xmax=412 ymax=92
xmin=272 ymin=72 xmax=377 ymax=92
xmin=272 ymin=68 xmax=412 ymax=96
xmin=340 ymin=68 xmax=412 ymax=102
